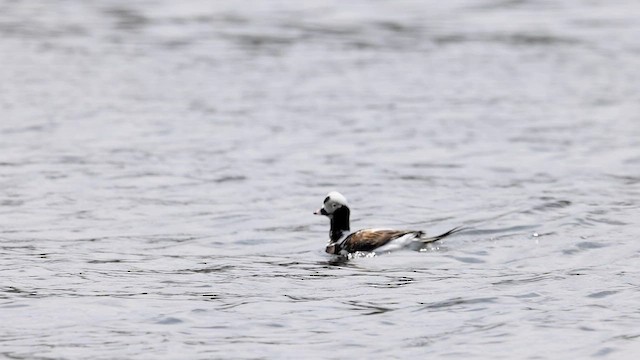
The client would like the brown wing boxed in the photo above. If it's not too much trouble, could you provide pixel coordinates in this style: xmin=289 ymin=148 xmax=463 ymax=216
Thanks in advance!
xmin=342 ymin=230 xmax=420 ymax=253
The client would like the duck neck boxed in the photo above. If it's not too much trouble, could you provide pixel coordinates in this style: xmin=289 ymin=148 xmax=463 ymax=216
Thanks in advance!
xmin=330 ymin=206 xmax=350 ymax=242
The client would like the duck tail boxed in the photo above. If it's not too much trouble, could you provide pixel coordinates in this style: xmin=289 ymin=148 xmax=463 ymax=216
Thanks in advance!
xmin=419 ymin=226 xmax=465 ymax=244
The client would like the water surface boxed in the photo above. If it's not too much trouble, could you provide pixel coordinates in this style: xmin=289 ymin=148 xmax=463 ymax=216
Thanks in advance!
xmin=1 ymin=0 xmax=639 ymax=358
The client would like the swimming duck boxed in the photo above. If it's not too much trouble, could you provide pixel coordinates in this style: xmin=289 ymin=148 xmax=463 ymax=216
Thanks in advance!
xmin=314 ymin=191 xmax=462 ymax=256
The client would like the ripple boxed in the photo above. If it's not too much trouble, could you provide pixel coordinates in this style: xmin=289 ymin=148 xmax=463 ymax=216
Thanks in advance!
xmin=186 ymin=265 xmax=234 ymax=273
xmin=368 ymin=276 xmax=414 ymax=288
xmin=155 ymin=317 xmax=184 ymax=325
xmin=343 ymin=300 xmax=395 ymax=316
xmin=213 ymin=175 xmax=247 ymax=183
xmin=450 ymin=255 xmax=485 ymax=264
xmin=416 ymin=297 xmax=498 ymax=311
xmin=492 ymin=273 xmax=561 ymax=286
xmin=576 ymin=241 xmax=608 ymax=250
xmin=587 ymin=290 xmax=618 ymax=299
xmin=434 ymin=33 xmax=582 ymax=46
xmin=531 ymin=199 xmax=572 ymax=211
xmin=1 ymin=0 xmax=639 ymax=358
xmin=461 ymin=225 xmax=538 ymax=235
xmin=592 ymin=347 xmax=617 ymax=357
xmin=103 ymin=6 xmax=149 ymax=31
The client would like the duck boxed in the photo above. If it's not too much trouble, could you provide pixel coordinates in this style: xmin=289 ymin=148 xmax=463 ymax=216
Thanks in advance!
xmin=314 ymin=191 xmax=462 ymax=256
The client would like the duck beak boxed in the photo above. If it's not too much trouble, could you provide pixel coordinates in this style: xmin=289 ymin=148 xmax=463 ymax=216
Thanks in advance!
xmin=314 ymin=208 xmax=328 ymax=216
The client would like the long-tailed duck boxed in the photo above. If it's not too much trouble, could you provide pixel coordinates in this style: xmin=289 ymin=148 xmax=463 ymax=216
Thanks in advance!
xmin=314 ymin=191 xmax=462 ymax=256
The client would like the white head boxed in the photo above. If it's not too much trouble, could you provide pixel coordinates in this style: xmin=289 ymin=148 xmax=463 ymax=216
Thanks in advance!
xmin=314 ymin=191 xmax=351 ymax=241
xmin=314 ymin=191 xmax=348 ymax=216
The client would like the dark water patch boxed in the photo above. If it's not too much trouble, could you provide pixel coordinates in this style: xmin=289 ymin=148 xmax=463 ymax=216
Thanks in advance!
xmin=529 ymin=231 xmax=556 ymax=238
xmin=155 ymin=317 xmax=183 ymax=325
xmin=243 ymin=265 xmax=342 ymax=281
xmin=143 ymin=235 xmax=202 ymax=244
xmin=213 ymin=175 xmax=247 ymax=183
xmin=434 ymin=33 xmax=581 ymax=47
xmin=461 ymin=225 xmax=538 ymax=236
xmin=573 ymin=18 xmax=639 ymax=29
xmin=161 ymin=13 xmax=249 ymax=27
xmin=0 ymin=124 xmax=56 ymax=134
xmin=218 ymin=301 xmax=252 ymax=311
xmin=368 ymin=276 xmax=414 ymax=288
xmin=186 ymin=265 xmax=234 ymax=274
xmin=592 ymin=347 xmax=616 ymax=357
xmin=417 ymin=297 xmax=497 ymax=311
xmin=508 ymin=136 xmax=575 ymax=147
xmin=373 ymin=21 xmax=423 ymax=34
xmin=584 ymin=216 xmax=628 ymax=226
xmin=562 ymin=249 xmax=581 ymax=255
xmin=531 ymin=199 xmax=572 ymax=212
xmin=189 ymin=99 xmax=218 ymax=114
xmin=492 ymin=273 xmax=560 ymax=286
xmin=586 ymin=304 xmax=609 ymax=310
xmin=407 ymin=321 xmax=506 ymax=348
xmin=318 ymin=257 xmax=355 ymax=268
xmin=612 ymin=333 xmax=640 ymax=341
xmin=505 ymin=33 xmax=581 ymax=46
xmin=0 ymin=161 xmax=22 ymax=167
xmin=0 ymin=199 xmax=24 ymax=206
xmin=283 ymin=294 xmax=324 ymax=302
xmin=343 ymin=300 xmax=395 ymax=316
xmin=398 ymin=215 xmax=457 ymax=228
xmin=587 ymin=290 xmax=618 ymax=299
xmin=226 ymin=33 xmax=298 ymax=49
xmin=282 ymin=22 xmax=362 ymax=37
xmin=579 ymin=326 xmax=596 ymax=332
xmin=0 ymin=21 xmax=87 ymax=40
xmin=160 ymin=39 xmax=195 ymax=49
xmin=565 ymin=218 xmax=598 ymax=228
xmin=57 ymin=155 xmax=89 ymax=165
xmin=567 ymin=268 xmax=591 ymax=276
xmin=277 ymin=272 xmax=342 ymax=281
xmin=2 ymin=286 xmax=26 ymax=294
xmin=410 ymin=162 xmax=462 ymax=169
xmin=512 ymin=292 xmax=541 ymax=299
xmin=499 ymin=177 xmax=558 ymax=189
xmin=261 ymin=259 xmax=306 ymax=268
xmin=235 ymin=238 xmax=269 ymax=246
xmin=622 ymin=155 xmax=640 ymax=165
xmin=576 ymin=241 xmax=608 ymax=250
xmin=0 ymin=303 xmax=29 ymax=309
xmin=258 ymin=225 xmax=309 ymax=232
xmin=398 ymin=175 xmax=436 ymax=183
xmin=103 ymin=6 xmax=149 ymax=31
xmin=406 ymin=336 xmax=437 ymax=348
xmin=86 ymin=259 xmax=124 ymax=264
xmin=471 ymin=0 xmax=531 ymax=10
xmin=450 ymin=255 xmax=485 ymax=264
xmin=1 ymin=288 xmax=39 ymax=298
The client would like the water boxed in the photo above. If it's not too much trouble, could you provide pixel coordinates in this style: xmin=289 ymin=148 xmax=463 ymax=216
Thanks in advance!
xmin=1 ymin=0 xmax=639 ymax=358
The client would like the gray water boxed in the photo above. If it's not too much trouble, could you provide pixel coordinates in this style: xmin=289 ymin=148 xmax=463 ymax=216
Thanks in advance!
xmin=1 ymin=0 xmax=640 ymax=358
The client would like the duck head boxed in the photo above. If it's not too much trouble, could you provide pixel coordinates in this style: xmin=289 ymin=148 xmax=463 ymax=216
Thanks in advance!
xmin=314 ymin=191 xmax=350 ymax=242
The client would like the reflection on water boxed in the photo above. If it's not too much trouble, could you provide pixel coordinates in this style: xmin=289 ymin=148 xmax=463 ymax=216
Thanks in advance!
xmin=1 ymin=0 xmax=640 ymax=359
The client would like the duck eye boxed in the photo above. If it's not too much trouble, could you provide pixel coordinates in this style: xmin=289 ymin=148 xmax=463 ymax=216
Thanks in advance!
xmin=332 ymin=203 xmax=339 ymax=208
